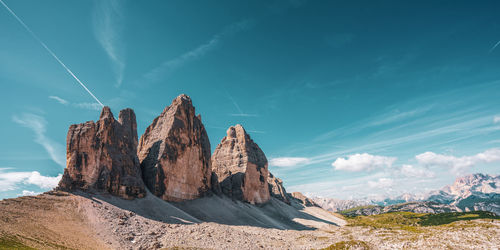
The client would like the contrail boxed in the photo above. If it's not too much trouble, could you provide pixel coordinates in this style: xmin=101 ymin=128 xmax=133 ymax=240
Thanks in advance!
xmin=489 ymin=40 xmax=500 ymax=53
xmin=0 ymin=0 xmax=104 ymax=107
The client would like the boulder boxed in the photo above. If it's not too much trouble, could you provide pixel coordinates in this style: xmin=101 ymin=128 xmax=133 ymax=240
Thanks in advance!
xmin=138 ymin=94 xmax=211 ymax=202
xmin=212 ymin=125 xmax=270 ymax=204
xmin=58 ymin=107 xmax=146 ymax=199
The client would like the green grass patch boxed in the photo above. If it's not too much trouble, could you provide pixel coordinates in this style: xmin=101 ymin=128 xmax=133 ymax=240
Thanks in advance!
xmin=346 ymin=211 xmax=499 ymax=231
xmin=457 ymin=214 xmax=479 ymax=219
xmin=0 ymin=236 xmax=35 ymax=250
xmin=419 ymin=211 xmax=499 ymax=226
xmin=340 ymin=205 xmax=378 ymax=215
xmin=321 ymin=240 xmax=371 ymax=250
xmin=346 ymin=211 xmax=424 ymax=232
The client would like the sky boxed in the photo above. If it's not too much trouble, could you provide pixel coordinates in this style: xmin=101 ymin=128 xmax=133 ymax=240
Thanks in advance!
xmin=1 ymin=0 xmax=500 ymax=200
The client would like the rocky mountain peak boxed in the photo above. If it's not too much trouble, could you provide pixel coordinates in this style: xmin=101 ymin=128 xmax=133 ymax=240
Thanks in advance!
xmin=57 ymin=106 xmax=146 ymax=199
xmin=138 ymin=94 xmax=212 ymax=202
xmin=212 ymin=125 xmax=270 ymax=204
xmin=99 ymin=106 xmax=114 ymax=120
xmin=212 ymin=124 xmax=270 ymax=204
xmin=226 ymin=124 xmax=247 ymax=140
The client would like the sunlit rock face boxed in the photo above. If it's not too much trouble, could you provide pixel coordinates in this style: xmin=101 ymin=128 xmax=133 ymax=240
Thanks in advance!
xmin=212 ymin=124 xmax=270 ymax=204
xmin=58 ymin=107 xmax=146 ymax=200
xmin=138 ymin=94 xmax=212 ymax=202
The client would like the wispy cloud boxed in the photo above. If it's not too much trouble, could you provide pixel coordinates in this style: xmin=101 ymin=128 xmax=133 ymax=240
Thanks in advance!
xmin=49 ymin=95 xmax=102 ymax=111
xmin=73 ymin=102 xmax=102 ymax=111
xmin=332 ymin=153 xmax=396 ymax=172
xmin=48 ymin=96 xmax=69 ymax=105
xmin=0 ymin=168 xmax=62 ymax=192
xmin=246 ymin=130 xmax=266 ymax=134
xmin=229 ymin=113 xmax=259 ymax=117
xmin=494 ymin=116 xmax=500 ymax=124
xmin=143 ymin=19 xmax=255 ymax=83
xmin=307 ymin=108 xmax=497 ymax=165
xmin=270 ymin=157 xmax=310 ymax=167
xmin=367 ymin=177 xmax=394 ymax=189
xmin=93 ymin=0 xmax=126 ymax=87
xmin=416 ymin=148 xmax=500 ymax=175
xmin=398 ymin=164 xmax=435 ymax=178
xmin=12 ymin=113 xmax=65 ymax=167
xmin=287 ymin=172 xmax=393 ymax=199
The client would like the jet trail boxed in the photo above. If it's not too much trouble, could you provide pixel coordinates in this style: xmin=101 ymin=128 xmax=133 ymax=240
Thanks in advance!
xmin=489 ymin=40 xmax=500 ymax=53
xmin=0 ymin=0 xmax=104 ymax=107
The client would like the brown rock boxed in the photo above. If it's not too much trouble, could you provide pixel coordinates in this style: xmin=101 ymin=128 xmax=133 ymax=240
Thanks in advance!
xmin=268 ymin=172 xmax=290 ymax=204
xmin=212 ymin=125 xmax=270 ymax=204
xmin=138 ymin=94 xmax=211 ymax=202
xmin=290 ymin=192 xmax=319 ymax=207
xmin=57 ymin=107 xmax=146 ymax=199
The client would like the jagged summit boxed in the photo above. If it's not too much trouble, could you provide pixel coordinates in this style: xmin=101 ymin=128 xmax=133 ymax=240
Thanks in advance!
xmin=138 ymin=94 xmax=212 ymax=202
xmin=99 ymin=106 xmax=113 ymax=119
xmin=212 ymin=124 xmax=270 ymax=204
xmin=58 ymin=106 xmax=146 ymax=200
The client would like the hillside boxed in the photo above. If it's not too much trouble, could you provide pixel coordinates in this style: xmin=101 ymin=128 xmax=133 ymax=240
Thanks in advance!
xmin=1 ymin=191 xmax=499 ymax=249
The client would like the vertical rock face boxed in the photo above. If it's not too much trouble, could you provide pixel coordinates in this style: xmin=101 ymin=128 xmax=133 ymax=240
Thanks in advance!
xmin=268 ymin=172 xmax=290 ymax=204
xmin=138 ymin=94 xmax=212 ymax=202
xmin=212 ymin=125 xmax=270 ymax=204
xmin=58 ymin=107 xmax=146 ymax=199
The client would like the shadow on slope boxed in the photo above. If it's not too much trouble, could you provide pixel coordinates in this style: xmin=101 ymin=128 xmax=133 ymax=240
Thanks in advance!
xmin=74 ymin=191 xmax=343 ymax=230
xmin=75 ymin=190 xmax=201 ymax=225
xmin=173 ymin=195 xmax=343 ymax=230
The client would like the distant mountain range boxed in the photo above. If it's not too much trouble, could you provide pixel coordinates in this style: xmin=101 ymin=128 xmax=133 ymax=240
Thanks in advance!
xmin=427 ymin=173 xmax=499 ymax=215
xmin=313 ymin=173 xmax=500 ymax=215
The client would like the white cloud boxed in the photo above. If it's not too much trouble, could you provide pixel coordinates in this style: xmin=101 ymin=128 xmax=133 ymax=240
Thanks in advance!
xmin=48 ymin=96 xmax=69 ymax=105
xmin=0 ymin=170 xmax=32 ymax=191
xmin=93 ymin=0 xmax=126 ymax=87
xmin=144 ymin=19 xmax=255 ymax=82
xmin=494 ymin=116 xmax=500 ymax=124
xmin=332 ymin=153 xmax=396 ymax=172
xmin=25 ymin=171 xmax=62 ymax=189
xmin=12 ymin=113 xmax=65 ymax=167
xmin=416 ymin=148 xmax=500 ymax=175
xmin=368 ymin=178 xmax=394 ymax=189
xmin=399 ymin=164 xmax=435 ymax=178
xmin=0 ymin=169 xmax=61 ymax=191
xmin=21 ymin=190 xmax=40 ymax=196
xmin=269 ymin=157 xmax=310 ymax=167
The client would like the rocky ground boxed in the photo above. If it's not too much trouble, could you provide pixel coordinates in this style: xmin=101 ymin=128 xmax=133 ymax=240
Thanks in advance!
xmin=0 ymin=192 xmax=499 ymax=249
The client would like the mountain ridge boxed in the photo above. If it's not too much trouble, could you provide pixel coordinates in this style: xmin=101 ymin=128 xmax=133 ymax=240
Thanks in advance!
xmin=313 ymin=173 xmax=500 ymax=215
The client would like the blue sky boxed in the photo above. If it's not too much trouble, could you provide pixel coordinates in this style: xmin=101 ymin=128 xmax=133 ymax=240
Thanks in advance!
xmin=1 ymin=0 xmax=500 ymax=200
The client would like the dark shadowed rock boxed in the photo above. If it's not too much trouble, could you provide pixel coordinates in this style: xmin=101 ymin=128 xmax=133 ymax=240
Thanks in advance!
xmin=57 ymin=106 xmax=146 ymax=199
xmin=137 ymin=94 xmax=212 ymax=202
xmin=268 ymin=172 xmax=290 ymax=204
xmin=210 ymin=172 xmax=222 ymax=195
xmin=212 ymin=125 xmax=270 ymax=204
